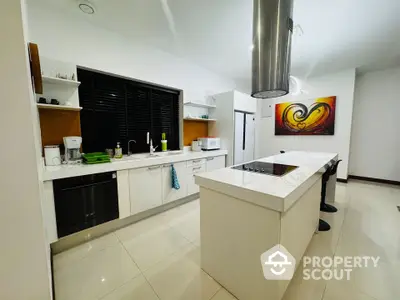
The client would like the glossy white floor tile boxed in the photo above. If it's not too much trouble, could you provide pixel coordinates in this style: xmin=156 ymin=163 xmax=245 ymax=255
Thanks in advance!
xmin=54 ymin=244 xmax=140 ymax=300
xmin=100 ymin=275 xmax=159 ymax=300
xmin=144 ymin=245 xmax=221 ymax=300
xmin=210 ymin=288 xmax=237 ymax=300
xmin=121 ymin=224 xmax=190 ymax=271
xmin=53 ymin=181 xmax=400 ymax=300
xmin=54 ymin=232 xmax=120 ymax=271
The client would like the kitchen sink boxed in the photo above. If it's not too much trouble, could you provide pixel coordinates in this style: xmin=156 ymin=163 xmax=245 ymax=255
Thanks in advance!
xmin=112 ymin=151 xmax=182 ymax=162
xmin=157 ymin=151 xmax=183 ymax=156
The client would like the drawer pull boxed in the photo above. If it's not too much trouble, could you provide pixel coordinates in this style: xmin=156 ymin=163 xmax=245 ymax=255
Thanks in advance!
xmin=163 ymin=164 xmax=171 ymax=168
xmin=193 ymin=166 xmax=202 ymax=171
xmin=148 ymin=165 xmax=161 ymax=170
xmin=206 ymin=157 xmax=214 ymax=161
xmin=193 ymin=159 xmax=201 ymax=163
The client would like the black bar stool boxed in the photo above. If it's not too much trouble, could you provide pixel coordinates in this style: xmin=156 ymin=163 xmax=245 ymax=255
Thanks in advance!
xmin=318 ymin=159 xmax=342 ymax=232
xmin=321 ymin=159 xmax=342 ymax=213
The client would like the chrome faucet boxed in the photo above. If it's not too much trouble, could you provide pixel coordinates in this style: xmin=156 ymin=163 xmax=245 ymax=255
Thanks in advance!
xmin=147 ymin=132 xmax=158 ymax=156
xmin=127 ymin=140 xmax=136 ymax=156
xmin=149 ymin=139 xmax=158 ymax=156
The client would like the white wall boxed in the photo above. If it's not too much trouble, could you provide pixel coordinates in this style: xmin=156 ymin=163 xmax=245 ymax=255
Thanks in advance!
xmin=26 ymin=4 xmax=235 ymax=110
xmin=256 ymin=69 xmax=356 ymax=179
xmin=349 ymin=68 xmax=400 ymax=181
xmin=0 ymin=0 xmax=52 ymax=299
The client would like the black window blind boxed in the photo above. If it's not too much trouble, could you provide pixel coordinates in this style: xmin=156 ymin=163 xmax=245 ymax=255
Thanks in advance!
xmin=78 ymin=68 xmax=180 ymax=154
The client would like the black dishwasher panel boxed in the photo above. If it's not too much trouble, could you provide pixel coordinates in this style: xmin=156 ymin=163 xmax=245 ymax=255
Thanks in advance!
xmin=53 ymin=172 xmax=119 ymax=238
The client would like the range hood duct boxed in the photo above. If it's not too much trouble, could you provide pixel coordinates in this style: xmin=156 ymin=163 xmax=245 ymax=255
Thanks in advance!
xmin=251 ymin=0 xmax=294 ymax=99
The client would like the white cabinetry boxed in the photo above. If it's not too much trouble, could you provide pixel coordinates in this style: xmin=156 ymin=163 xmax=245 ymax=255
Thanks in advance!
xmin=206 ymin=156 xmax=226 ymax=172
xmin=162 ymin=161 xmax=188 ymax=204
xmin=209 ymin=90 xmax=256 ymax=166
xmin=129 ymin=165 xmax=163 ymax=215
xmin=187 ymin=159 xmax=206 ymax=195
xmin=117 ymin=170 xmax=131 ymax=219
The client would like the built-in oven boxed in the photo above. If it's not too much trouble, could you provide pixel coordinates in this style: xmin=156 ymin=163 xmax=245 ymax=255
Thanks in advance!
xmin=53 ymin=172 xmax=119 ymax=238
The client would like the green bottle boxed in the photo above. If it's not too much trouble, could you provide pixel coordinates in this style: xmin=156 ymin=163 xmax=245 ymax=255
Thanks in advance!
xmin=161 ymin=133 xmax=167 ymax=152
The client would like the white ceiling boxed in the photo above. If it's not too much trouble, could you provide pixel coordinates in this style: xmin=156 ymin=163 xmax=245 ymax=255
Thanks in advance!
xmin=29 ymin=0 xmax=400 ymax=88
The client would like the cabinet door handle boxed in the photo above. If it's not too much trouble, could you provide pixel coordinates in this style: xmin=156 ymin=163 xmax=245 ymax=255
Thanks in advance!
xmin=193 ymin=166 xmax=202 ymax=171
xmin=148 ymin=165 xmax=161 ymax=170
xmin=193 ymin=159 xmax=201 ymax=163
xmin=207 ymin=157 xmax=214 ymax=161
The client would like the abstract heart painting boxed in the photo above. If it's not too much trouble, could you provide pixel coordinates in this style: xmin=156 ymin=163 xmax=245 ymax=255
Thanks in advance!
xmin=275 ymin=96 xmax=336 ymax=135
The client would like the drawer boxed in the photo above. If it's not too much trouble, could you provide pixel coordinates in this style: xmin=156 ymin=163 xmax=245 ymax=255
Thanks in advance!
xmin=187 ymin=158 xmax=206 ymax=167
xmin=188 ymin=164 xmax=206 ymax=174
xmin=206 ymin=156 xmax=226 ymax=172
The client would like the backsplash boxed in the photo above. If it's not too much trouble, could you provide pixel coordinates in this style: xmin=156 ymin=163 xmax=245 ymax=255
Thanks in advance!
xmin=39 ymin=108 xmax=81 ymax=152
xmin=183 ymin=120 xmax=208 ymax=146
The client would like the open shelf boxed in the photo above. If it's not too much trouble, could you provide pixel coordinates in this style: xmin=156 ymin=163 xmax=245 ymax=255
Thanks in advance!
xmin=42 ymin=76 xmax=81 ymax=87
xmin=184 ymin=101 xmax=216 ymax=109
xmin=184 ymin=117 xmax=217 ymax=122
xmin=37 ymin=103 xmax=82 ymax=111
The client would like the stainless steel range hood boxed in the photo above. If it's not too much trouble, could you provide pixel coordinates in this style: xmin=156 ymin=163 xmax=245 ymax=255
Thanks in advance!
xmin=251 ymin=0 xmax=294 ymax=99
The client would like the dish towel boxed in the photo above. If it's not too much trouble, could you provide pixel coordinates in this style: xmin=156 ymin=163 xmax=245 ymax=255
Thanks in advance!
xmin=171 ymin=164 xmax=180 ymax=190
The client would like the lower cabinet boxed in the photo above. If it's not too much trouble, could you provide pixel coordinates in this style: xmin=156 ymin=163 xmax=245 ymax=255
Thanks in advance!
xmin=129 ymin=165 xmax=163 ymax=215
xmin=187 ymin=173 xmax=198 ymax=195
xmin=128 ymin=155 xmax=226 ymax=215
xmin=187 ymin=164 xmax=206 ymax=195
xmin=162 ymin=161 xmax=188 ymax=204
xmin=206 ymin=155 xmax=226 ymax=171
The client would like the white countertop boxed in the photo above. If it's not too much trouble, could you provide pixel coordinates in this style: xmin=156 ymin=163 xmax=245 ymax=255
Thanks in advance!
xmin=195 ymin=151 xmax=338 ymax=212
xmin=43 ymin=150 xmax=227 ymax=181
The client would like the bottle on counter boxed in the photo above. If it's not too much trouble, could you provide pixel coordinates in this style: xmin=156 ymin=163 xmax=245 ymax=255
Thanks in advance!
xmin=161 ymin=132 xmax=167 ymax=152
xmin=114 ymin=142 xmax=123 ymax=159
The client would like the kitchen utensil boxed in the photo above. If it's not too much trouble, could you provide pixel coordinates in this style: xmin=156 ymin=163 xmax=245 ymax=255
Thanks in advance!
xmin=191 ymin=140 xmax=202 ymax=152
xmin=44 ymin=145 xmax=62 ymax=166
xmin=105 ymin=149 xmax=114 ymax=158
xmin=82 ymin=152 xmax=111 ymax=164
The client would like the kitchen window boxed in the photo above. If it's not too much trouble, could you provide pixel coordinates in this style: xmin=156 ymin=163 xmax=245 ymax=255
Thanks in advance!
xmin=78 ymin=68 xmax=181 ymax=154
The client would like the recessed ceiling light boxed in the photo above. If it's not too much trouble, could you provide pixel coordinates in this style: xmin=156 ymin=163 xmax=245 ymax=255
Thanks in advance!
xmin=79 ymin=1 xmax=95 ymax=14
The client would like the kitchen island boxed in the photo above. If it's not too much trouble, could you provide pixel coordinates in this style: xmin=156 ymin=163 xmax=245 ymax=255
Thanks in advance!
xmin=195 ymin=151 xmax=338 ymax=300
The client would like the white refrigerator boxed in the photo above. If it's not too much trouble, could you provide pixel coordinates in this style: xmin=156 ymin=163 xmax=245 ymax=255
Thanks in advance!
xmin=234 ymin=111 xmax=255 ymax=165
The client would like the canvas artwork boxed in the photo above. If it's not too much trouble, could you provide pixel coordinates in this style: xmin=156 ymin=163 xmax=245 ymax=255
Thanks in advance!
xmin=275 ymin=96 xmax=336 ymax=135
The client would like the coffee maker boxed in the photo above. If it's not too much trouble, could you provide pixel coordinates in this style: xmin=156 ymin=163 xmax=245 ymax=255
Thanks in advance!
xmin=63 ymin=136 xmax=82 ymax=164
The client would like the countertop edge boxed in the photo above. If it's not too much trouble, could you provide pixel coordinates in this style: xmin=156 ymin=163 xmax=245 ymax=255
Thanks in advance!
xmin=195 ymin=175 xmax=285 ymax=212
xmin=42 ymin=150 xmax=228 ymax=181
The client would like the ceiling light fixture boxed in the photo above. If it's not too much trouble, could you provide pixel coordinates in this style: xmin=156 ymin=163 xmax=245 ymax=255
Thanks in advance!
xmin=79 ymin=0 xmax=96 ymax=14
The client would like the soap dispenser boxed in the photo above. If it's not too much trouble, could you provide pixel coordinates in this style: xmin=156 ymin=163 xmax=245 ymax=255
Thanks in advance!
xmin=114 ymin=142 xmax=123 ymax=159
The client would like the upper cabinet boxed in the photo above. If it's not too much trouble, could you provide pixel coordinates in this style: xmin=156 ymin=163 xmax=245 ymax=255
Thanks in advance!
xmin=233 ymin=91 xmax=257 ymax=113
xmin=208 ymin=90 xmax=257 ymax=166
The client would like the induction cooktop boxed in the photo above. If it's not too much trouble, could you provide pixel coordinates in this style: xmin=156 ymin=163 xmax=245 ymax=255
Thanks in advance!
xmin=232 ymin=161 xmax=298 ymax=177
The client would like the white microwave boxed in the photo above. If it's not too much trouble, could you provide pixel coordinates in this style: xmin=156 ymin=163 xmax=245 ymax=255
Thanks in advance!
xmin=199 ymin=137 xmax=220 ymax=150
